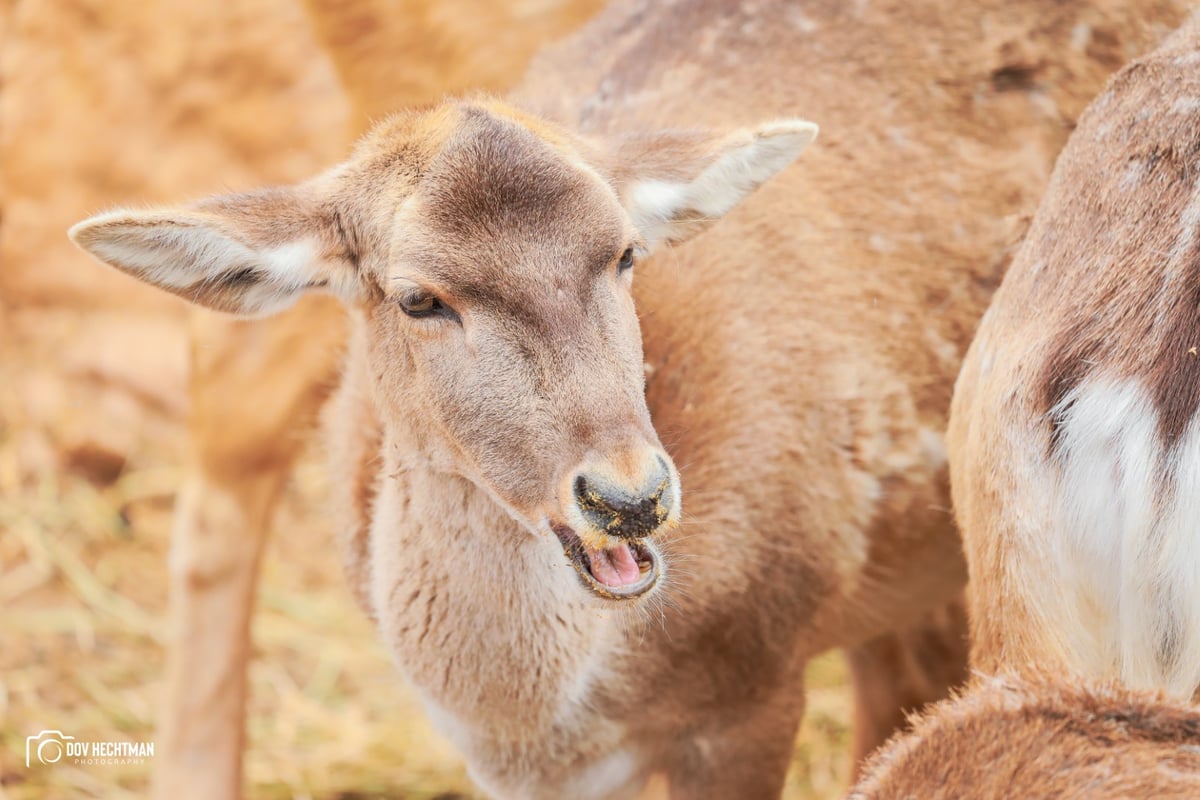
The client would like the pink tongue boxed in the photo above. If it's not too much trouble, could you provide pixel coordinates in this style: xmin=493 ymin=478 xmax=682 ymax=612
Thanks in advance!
xmin=586 ymin=542 xmax=642 ymax=587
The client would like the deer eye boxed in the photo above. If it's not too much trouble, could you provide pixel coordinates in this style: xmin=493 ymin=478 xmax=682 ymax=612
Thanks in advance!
xmin=617 ymin=247 xmax=635 ymax=273
xmin=398 ymin=289 xmax=452 ymax=319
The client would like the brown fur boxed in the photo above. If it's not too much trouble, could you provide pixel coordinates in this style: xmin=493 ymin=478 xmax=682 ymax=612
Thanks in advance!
xmin=70 ymin=0 xmax=1191 ymax=797
xmin=300 ymin=0 xmax=604 ymax=123
xmin=849 ymin=673 xmax=1200 ymax=800
xmin=948 ymin=12 xmax=1200 ymax=694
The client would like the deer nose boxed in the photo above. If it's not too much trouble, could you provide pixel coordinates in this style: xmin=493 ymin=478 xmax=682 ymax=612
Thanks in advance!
xmin=572 ymin=455 xmax=675 ymax=539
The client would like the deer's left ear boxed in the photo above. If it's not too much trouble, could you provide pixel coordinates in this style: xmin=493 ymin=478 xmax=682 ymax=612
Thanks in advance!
xmin=69 ymin=185 xmax=360 ymax=317
xmin=613 ymin=119 xmax=818 ymax=249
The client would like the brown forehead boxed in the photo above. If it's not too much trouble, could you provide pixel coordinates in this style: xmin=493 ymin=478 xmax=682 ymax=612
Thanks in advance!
xmin=399 ymin=105 xmax=627 ymax=299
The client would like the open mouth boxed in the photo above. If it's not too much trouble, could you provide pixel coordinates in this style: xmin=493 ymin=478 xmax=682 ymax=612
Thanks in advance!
xmin=551 ymin=523 xmax=660 ymax=600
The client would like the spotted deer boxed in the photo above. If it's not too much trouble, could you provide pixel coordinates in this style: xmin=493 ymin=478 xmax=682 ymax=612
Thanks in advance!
xmin=71 ymin=0 xmax=1189 ymax=797
xmin=848 ymin=673 xmax=1200 ymax=799
xmin=948 ymin=12 xmax=1200 ymax=698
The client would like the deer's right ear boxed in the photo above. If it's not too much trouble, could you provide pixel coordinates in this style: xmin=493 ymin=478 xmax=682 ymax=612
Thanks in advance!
xmin=69 ymin=186 xmax=361 ymax=316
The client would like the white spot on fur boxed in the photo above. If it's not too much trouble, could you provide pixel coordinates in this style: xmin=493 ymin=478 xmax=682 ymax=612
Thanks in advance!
xmin=1167 ymin=176 xmax=1200 ymax=262
xmin=924 ymin=328 xmax=960 ymax=368
xmin=629 ymin=181 xmax=688 ymax=240
xmin=919 ymin=428 xmax=947 ymax=471
xmin=977 ymin=345 xmax=995 ymax=379
xmin=886 ymin=127 xmax=909 ymax=148
xmin=868 ymin=233 xmax=895 ymax=253
xmin=1119 ymin=159 xmax=1148 ymax=191
xmin=784 ymin=7 xmax=818 ymax=32
xmin=1070 ymin=23 xmax=1092 ymax=51
xmin=1046 ymin=378 xmax=1200 ymax=696
xmin=561 ymin=748 xmax=640 ymax=800
xmin=1171 ymin=96 xmax=1200 ymax=115
xmin=238 ymin=240 xmax=328 ymax=315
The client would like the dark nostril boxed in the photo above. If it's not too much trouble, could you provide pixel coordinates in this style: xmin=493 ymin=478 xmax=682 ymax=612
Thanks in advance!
xmin=574 ymin=473 xmax=608 ymax=516
xmin=573 ymin=462 xmax=673 ymax=539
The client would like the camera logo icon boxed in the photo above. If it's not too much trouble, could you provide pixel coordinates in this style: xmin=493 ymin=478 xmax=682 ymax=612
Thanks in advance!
xmin=26 ymin=730 xmax=75 ymax=767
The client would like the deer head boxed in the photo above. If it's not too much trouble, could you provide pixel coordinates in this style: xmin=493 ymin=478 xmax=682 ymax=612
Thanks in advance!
xmin=70 ymin=99 xmax=816 ymax=600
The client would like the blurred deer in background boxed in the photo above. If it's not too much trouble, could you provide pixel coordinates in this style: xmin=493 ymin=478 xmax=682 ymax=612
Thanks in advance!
xmin=71 ymin=0 xmax=1191 ymax=797
xmin=848 ymin=673 xmax=1200 ymax=799
xmin=949 ymin=12 xmax=1200 ymax=698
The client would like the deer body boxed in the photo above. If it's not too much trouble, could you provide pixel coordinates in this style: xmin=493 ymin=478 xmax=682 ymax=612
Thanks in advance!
xmin=71 ymin=0 xmax=1191 ymax=796
xmin=849 ymin=674 xmax=1200 ymax=799
xmin=949 ymin=12 xmax=1200 ymax=697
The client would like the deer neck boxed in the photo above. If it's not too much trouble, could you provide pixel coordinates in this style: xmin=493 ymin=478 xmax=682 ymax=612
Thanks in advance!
xmin=365 ymin=440 xmax=629 ymax=740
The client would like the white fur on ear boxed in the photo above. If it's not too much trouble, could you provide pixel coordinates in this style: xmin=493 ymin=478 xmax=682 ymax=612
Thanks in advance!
xmin=626 ymin=119 xmax=818 ymax=247
xmin=69 ymin=210 xmax=259 ymax=291
xmin=69 ymin=202 xmax=357 ymax=317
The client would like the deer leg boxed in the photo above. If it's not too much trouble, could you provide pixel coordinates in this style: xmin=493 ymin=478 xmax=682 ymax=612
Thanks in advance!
xmin=845 ymin=598 xmax=970 ymax=769
xmin=151 ymin=298 xmax=345 ymax=800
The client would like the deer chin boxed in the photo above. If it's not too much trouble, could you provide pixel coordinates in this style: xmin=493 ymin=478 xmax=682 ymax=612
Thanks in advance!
xmin=551 ymin=523 xmax=661 ymax=600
